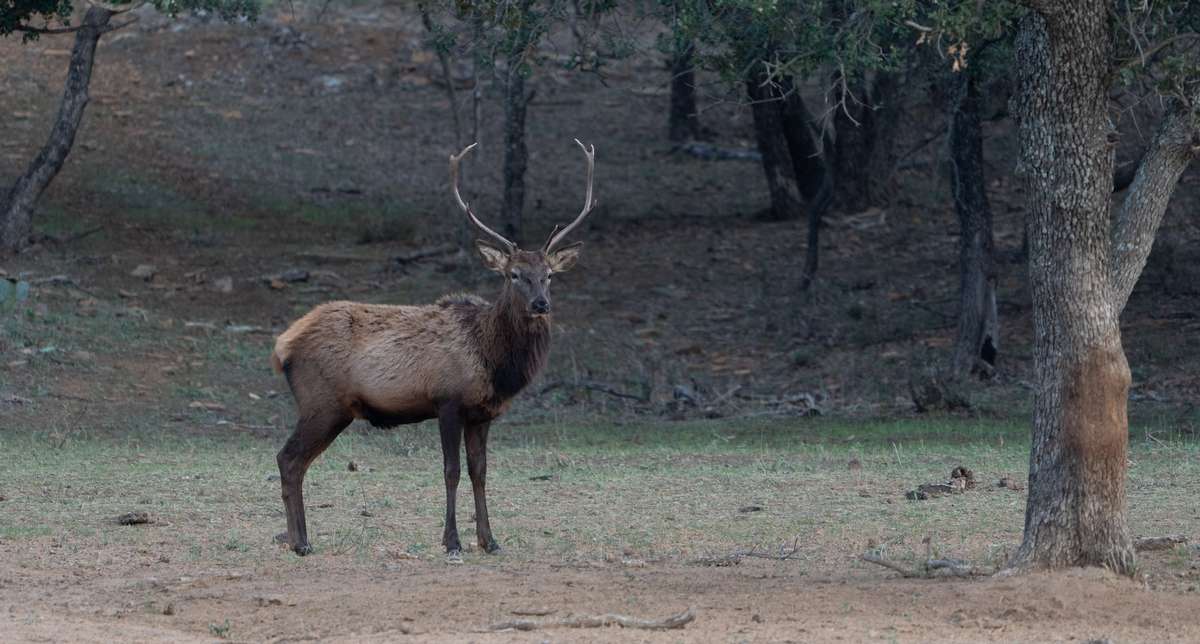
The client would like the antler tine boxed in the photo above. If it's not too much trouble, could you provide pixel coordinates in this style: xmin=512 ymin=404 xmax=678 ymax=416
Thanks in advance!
xmin=544 ymin=138 xmax=597 ymax=252
xmin=449 ymin=142 xmax=515 ymax=253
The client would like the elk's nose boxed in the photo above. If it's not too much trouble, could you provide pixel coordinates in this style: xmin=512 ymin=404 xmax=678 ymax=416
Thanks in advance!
xmin=531 ymin=298 xmax=550 ymax=314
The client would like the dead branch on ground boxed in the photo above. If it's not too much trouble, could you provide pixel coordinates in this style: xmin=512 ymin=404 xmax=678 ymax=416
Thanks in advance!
xmin=1134 ymin=535 xmax=1189 ymax=552
xmin=485 ymin=608 xmax=695 ymax=632
xmin=693 ymin=537 xmax=801 ymax=566
xmin=538 ymin=380 xmax=648 ymax=402
xmin=862 ymin=552 xmax=989 ymax=578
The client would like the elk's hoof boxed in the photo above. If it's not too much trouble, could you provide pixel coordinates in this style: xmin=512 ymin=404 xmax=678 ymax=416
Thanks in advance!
xmin=483 ymin=540 xmax=503 ymax=555
xmin=445 ymin=549 xmax=464 ymax=565
xmin=293 ymin=543 xmax=313 ymax=556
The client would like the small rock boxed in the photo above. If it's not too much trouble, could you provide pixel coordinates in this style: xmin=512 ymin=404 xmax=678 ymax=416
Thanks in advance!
xmin=213 ymin=277 xmax=233 ymax=293
xmin=72 ymin=350 xmax=95 ymax=362
xmin=266 ymin=474 xmax=280 ymax=482
xmin=998 ymin=476 xmax=1025 ymax=491
xmin=738 ymin=505 xmax=764 ymax=513
xmin=360 ymin=510 xmax=374 ymax=517
xmin=116 ymin=511 xmax=152 ymax=525
xmin=269 ymin=278 xmax=286 ymax=290
xmin=347 ymin=460 xmax=358 ymax=472
xmin=162 ymin=602 xmax=175 ymax=616
xmin=130 ymin=264 xmax=157 ymax=280
xmin=279 ymin=269 xmax=309 ymax=283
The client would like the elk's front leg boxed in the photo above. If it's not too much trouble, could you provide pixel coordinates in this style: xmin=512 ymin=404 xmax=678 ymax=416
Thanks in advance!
xmin=465 ymin=421 xmax=500 ymax=554
xmin=438 ymin=402 xmax=464 ymax=562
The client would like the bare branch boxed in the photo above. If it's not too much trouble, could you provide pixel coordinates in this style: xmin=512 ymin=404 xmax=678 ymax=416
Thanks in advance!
xmin=1111 ymin=89 xmax=1200 ymax=312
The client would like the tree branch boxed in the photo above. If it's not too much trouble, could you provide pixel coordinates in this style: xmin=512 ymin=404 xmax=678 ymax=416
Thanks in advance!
xmin=1110 ymin=89 xmax=1200 ymax=312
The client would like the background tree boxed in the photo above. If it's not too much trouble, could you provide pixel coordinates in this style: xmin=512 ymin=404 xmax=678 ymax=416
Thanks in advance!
xmin=907 ymin=1 xmax=1022 ymax=377
xmin=0 ymin=0 xmax=257 ymax=254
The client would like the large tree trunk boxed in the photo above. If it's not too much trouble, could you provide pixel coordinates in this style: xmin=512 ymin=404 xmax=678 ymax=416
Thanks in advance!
xmin=948 ymin=71 xmax=998 ymax=376
xmin=1012 ymin=5 xmax=1133 ymax=573
xmin=0 ymin=6 xmax=112 ymax=253
xmin=746 ymin=75 xmax=804 ymax=221
xmin=668 ymin=40 xmax=701 ymax=142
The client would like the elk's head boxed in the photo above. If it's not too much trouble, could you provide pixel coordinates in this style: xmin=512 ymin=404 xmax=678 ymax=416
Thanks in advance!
xmin=449 ymin=140 xmax=596 ymax=318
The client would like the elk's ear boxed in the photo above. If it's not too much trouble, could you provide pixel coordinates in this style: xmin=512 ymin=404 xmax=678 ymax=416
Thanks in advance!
xmin=475 ymin=240 xmax=509 ymax=273
xmin=547 ymin=241 xmax=583 ymax=273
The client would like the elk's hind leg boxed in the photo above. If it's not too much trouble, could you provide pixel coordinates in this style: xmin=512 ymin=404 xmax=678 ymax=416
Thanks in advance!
xmin=277 ymin=405 xmax=351 ymax=556
xmin=466 ymin=421 xmax=500 ymax=554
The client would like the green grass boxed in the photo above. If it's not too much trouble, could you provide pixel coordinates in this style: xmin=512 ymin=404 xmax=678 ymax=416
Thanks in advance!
xmin=1 ymin=415 xmax=1196 ymax=573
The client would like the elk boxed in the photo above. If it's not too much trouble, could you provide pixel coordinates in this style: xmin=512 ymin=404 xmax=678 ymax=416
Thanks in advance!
xmin=270 ymin=140 xmax=597 ymax=561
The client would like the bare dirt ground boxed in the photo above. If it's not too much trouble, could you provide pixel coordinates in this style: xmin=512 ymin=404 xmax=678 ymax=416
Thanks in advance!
xmin=3 ymin=2 xmax=1200 ymax=642
xmin=5 ymin=558 xmax=1200 ymax=643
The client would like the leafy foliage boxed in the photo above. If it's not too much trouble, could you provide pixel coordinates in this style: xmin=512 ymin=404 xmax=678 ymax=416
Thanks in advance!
xmin=1 ymin=0 xmax=257 ymax=41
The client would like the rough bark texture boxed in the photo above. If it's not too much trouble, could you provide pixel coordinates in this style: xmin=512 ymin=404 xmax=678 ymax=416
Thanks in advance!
xmin=746 ymin=75 xmax=804 ymax=221
xmin=0 ymin=7 xmax=112 ymax=253
xmin=668 ymin=41 xmax=701 ymax=142
xmin=1012 ymin=4 xmax=1153 ymax=574
xmin=947 ymin=72 xmax=998 ymax=376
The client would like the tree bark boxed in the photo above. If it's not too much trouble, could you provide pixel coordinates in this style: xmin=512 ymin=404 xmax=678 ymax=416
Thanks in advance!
xmin=502 ymin=61 xmax=528 ymax=245
xmin=0 ymin=6 xmax=112 ymax=253
xmin=501 ymin=3 xmax=537 ymax=246
xmin=668 ymin=40 xmax=701 ymax=142
xmin=1011 ymin=6 xmax=1134 ymax=573
xmin=780 ymin=85 xmax=832 ymax=290
xmin=948 ymin=71 xmax=998 ymax=376
xmin=746 ymin=75 xmax=804 ymax=221
xmin=746 ymin=69 xmax=831 ymax=282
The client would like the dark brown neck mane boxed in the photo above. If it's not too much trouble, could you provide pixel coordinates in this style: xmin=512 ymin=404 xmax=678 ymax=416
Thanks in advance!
xmin=480 ymin=284 xmax=550 ymax=402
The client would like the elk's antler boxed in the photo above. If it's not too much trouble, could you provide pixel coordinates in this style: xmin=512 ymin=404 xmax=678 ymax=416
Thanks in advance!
xmin=544 ymin=139 xmax=597 ymax=253
xmin=449 ymin=143 xmax=515 ymax=253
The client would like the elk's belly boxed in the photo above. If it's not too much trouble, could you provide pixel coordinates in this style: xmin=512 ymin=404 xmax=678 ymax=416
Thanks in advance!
xmin=350 ymin=396 xmax=437 ymax=428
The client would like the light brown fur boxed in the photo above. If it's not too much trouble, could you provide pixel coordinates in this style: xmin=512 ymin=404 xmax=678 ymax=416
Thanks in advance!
xmin=273 ymin=299 xmax=495 ymax=423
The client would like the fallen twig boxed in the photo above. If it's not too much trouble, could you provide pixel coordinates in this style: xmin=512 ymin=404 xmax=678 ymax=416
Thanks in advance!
xmin=391 ymin=244 xmax=459 ymax=265
xmin=863 ymin=551 xmax=990 ymax=578
xmin=862 ymin=552 xmax=922 ymax=578
xmin=1134 ymin=535 xmax=1189 ymax=552
xmin=486 ymin=608 xmax=694 ymax=632
xmin=738 ymin=537 xmax=802 ymax=560
xmin=538 ymin=380 xmax=647 ymax=402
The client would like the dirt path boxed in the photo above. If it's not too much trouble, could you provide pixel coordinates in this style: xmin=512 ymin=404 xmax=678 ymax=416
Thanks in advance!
xmin=2 ymin=551 xmax=1197 ymax=643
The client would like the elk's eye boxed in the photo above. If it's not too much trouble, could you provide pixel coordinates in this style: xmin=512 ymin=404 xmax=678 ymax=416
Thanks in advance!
xmin=510 ymin=272 xmax=519 ymax=281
